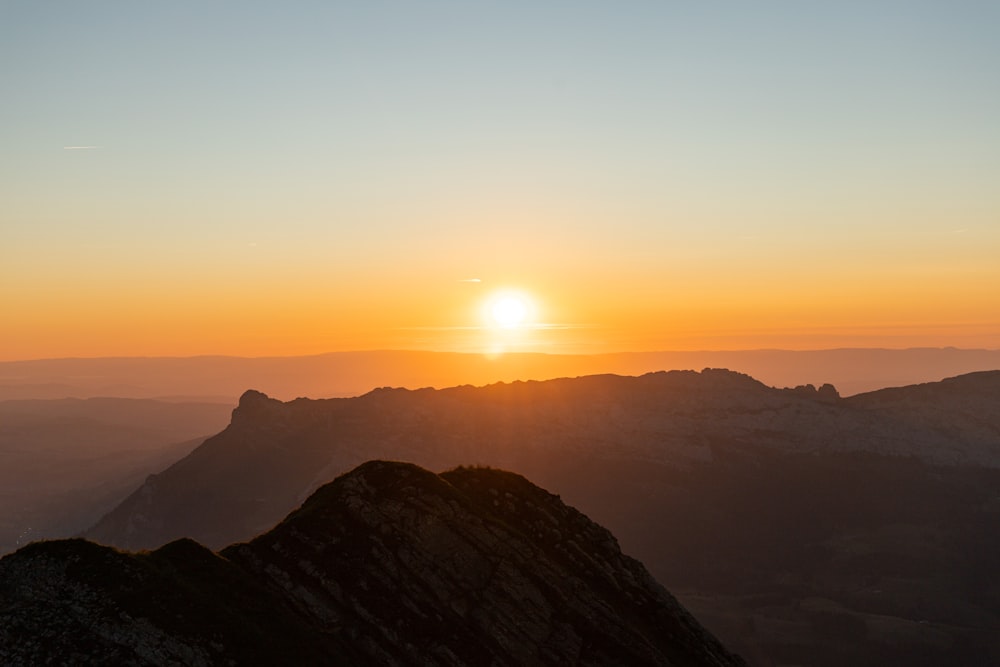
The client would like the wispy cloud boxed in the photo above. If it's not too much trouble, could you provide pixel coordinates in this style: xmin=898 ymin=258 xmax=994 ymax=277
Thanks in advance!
xmin=529 ymin=323 xmax=594 ymax=330
xmin=398 ymin=323 xmax=593 ymax=332
xmin=63 ymin=146 xmax=101 ymax=150
xmin=398 ymin=326 xmax=483 ymax=331
xmin=458 ymin=278 xmax=481 ymax=283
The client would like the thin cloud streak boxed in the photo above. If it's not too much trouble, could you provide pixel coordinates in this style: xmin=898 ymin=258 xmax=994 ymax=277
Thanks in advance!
xmin=399 ymin=323 xmax=593 ymax=332
xmin=530 ymin=323 xmax=594 ymax=330
xmin=458 ymin=278 xmax=482 ymax=283
xmin=398 ymin=326 xmax=484 ymax=331
xmin=63 ymin=146 xmax=101 ymax=150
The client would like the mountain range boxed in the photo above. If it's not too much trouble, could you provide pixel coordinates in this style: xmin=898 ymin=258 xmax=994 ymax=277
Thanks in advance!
xmin=3 ymin=347 xmax=999 ymax=401
xmin=87 ymin=369 xmax=1000 ymax=550
xmin=0 ymin=461 xmax=745 ymax=666
xmin=84 ymin=369 xmax=1000 ymax=666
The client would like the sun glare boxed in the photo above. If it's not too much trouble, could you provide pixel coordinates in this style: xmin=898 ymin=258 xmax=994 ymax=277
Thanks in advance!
xmin=485 ymin=291 xmax=535 ymax=330
xmin=492 ymin=296 xmax=527 ymax=328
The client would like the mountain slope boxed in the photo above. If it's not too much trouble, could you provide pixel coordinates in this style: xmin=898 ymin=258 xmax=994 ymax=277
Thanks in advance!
xmin=83 ymin=369 xmax=1000 ymax=666
xmin=0 ymin=461 xmax=745 ymax=667
xmin=847 ymin=370 xmax=1000 ymax=450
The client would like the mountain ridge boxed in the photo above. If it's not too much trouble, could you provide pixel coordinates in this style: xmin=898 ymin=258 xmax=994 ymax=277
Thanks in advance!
xmin=1 ymin=461 xmax=745 ymax=666
xmin=86 ymin=368 xmax=1000 ymax=555
xmin=4 ymin=347 xmax=999 ymax=400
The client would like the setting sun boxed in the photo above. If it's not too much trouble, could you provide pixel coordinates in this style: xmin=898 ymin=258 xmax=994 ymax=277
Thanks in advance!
xmin=492 ymin=296 xmax=527 ymax=328
xmin=483 ymin=291 xmax=536 ymax=331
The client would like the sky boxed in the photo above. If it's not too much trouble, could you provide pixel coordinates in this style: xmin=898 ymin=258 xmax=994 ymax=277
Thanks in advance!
xmin=3 ymin=1 xmax=999 ymax=360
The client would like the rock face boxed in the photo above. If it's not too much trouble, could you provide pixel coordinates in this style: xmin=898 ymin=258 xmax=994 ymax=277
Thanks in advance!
xmin=0 ymin=461 xmax=745 ymax=667
xmin=86 ymin=369 xmax=1000 ymax=553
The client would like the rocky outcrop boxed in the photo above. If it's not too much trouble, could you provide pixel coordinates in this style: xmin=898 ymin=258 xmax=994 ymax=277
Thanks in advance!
xmin=0 ymin=461 xmax=745 ymax=667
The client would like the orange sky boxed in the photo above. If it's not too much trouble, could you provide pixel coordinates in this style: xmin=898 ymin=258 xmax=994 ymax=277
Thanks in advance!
xmin=4 ymin=261 xmax=998 ymax=360
xmin=3 ymin=4 xmax=999 ymax=360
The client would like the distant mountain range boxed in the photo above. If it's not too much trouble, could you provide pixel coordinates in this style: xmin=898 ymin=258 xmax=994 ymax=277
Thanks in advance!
xmin=0 ymin=461 xmax=745 ymax=666
xmin=85 ymin=369 xmax=1000 ymax=666
xmin=2 ymin=347 xmax=999 ymax=400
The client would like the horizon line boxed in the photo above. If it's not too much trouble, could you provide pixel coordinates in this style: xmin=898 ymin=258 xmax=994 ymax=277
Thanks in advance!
xmin=1 ymin=345 xmax=997 ymax=365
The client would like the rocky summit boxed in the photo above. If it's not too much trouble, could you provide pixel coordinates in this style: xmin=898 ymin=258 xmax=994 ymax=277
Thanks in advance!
xmin=0 ymin=460 xmax=745 ymax=666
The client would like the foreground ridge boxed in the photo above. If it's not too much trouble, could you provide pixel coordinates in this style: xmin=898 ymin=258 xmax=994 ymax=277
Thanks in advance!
xmin=0 ymin=460 xmax=745 ymax=666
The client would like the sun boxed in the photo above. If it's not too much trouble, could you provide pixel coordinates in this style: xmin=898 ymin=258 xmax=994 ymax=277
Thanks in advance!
xmin=485 ymin=291 xmax=534 ymax=329
xmin=492 ymin=296 xmax=527 ymax=328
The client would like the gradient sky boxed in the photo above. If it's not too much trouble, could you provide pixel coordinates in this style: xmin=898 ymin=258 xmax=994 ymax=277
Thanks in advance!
xmin=3 ymin=1 xmax=999 ymax=360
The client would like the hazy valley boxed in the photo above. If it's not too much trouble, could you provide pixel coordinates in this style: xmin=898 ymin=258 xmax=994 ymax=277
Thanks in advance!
xmin=0 ymin=398 xmax=232 ymax=555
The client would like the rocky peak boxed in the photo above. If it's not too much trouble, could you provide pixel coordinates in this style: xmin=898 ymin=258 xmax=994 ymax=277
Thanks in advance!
xmin=233 ymin=388 xmax=280 ymax=415
xmin=2 ymin=461 xmax=745 ymax=666
xmin=785 ymin=382 xmax=841 ymax=402
xmin=229 ymin=388 xmax=297 ymax=431
xmin=226 ymin=460 xmax=745 ymax=666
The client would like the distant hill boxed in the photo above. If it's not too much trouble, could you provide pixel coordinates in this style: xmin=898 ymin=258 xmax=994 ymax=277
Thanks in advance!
xmin=0 ymin=397 xmax=232 ymax=555
xmin=2 ymin=347 xmax=998 ymax=401
xmin=0 ymin=461 xmax=745 ymax=666
xmin=85 ymin=369 xmax=1000 ymax=666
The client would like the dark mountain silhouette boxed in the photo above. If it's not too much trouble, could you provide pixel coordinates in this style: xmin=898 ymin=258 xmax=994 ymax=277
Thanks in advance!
xmin=0 ymin=461 xmax=745 ymax=666
xmin=84 ymin=369 xmax=1000 ymax=666
xmin=0 ymin=398 xmax=232 ymax=555
xmin=3 ymin=347 xmax=999 ymax=401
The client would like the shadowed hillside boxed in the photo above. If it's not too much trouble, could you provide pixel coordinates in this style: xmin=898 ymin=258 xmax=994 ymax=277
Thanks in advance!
xmin=1 ymin=461 xmax=745 ymax=666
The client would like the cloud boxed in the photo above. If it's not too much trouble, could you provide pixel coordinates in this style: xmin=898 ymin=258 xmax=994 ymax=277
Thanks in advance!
xmin=529 ymin=323 xmax=593 ymax=330
xmin=398 ymin=326 xmax=483 ymax=331
xmin=398 ymin=323 xmax=592 ymax=332
xmin=458 ymin=278 xmax=482 ymax=283
xmin=63 ymin=146 xmax=101 ymax=150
